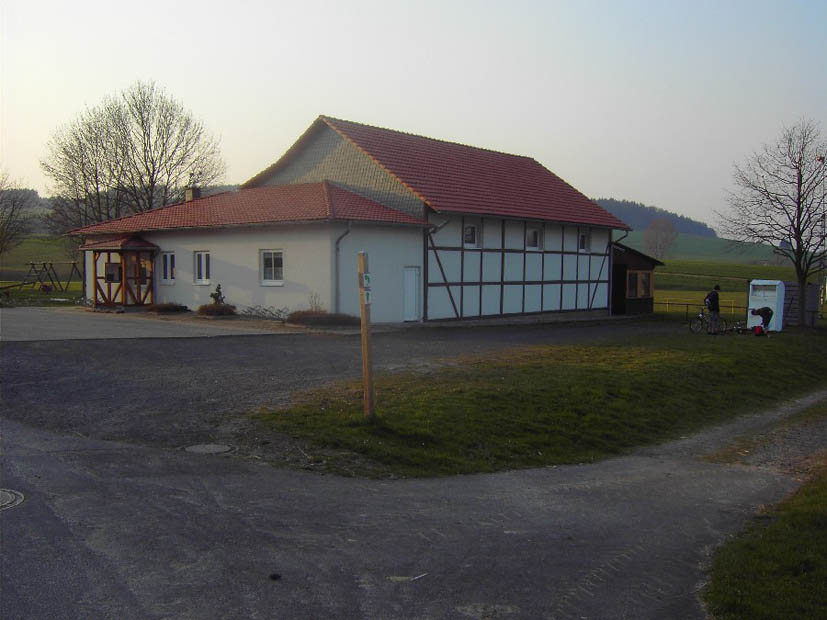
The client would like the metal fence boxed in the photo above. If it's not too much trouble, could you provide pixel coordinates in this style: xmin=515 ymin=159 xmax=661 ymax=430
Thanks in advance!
xmin=654 ymin=299 xmax=748 ymax=321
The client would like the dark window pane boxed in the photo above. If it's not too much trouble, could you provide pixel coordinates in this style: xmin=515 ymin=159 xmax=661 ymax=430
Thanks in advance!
xmin=627 ymin=272 xmax=638 ymax=298
xmin=205 ymin=254 xmax=210 ymax=279
xmin=273 ymin=253 xmax=283 ymax=280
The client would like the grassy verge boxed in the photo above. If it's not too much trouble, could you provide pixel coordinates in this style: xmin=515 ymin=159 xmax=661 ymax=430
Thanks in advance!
xmin=1 ymin=281 xmax=84 ymax=306
xmin=703 ymin=424 xmax=827 ymax=619
xmin=255 ymin=328 xmax=827 ymax=477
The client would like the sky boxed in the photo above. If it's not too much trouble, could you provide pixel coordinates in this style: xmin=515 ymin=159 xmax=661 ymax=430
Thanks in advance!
xmin=1 ymin=0 xmax=825 ymax=227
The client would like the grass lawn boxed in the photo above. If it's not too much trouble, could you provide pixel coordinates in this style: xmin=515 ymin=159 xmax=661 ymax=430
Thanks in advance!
xmin=256 ymin=327 xmax=827 ymax=478
xmin=703 ymin=407 xmax=827 ymax=619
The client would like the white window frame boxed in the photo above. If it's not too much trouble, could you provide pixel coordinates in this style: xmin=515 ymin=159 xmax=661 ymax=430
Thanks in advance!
xmin=463 ymin=222 xmax=481 ymax=249
xmin=260 ymin=249 xmax=284 ymax=286
xmin=525 ymin=225 xmax=543 ymax=251
xmin=579 ymin=230 xmax=591 ymax=253
xmin=194 ymin=251 xmax=211 ymax=285
xmin=160 ymin=252 xmax=176 ymax=285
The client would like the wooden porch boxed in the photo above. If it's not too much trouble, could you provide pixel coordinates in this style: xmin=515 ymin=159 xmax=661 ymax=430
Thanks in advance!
xmin=80 ymin=235 xmax=159 ymax=307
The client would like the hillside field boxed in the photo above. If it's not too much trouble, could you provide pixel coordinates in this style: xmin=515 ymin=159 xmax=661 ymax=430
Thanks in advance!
xmin=621 ymin=231 xmax=782 ymax=263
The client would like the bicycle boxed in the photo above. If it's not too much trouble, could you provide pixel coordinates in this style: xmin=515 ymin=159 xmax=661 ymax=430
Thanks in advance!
xmin=688 ymin=307 xmax=728 ymax=334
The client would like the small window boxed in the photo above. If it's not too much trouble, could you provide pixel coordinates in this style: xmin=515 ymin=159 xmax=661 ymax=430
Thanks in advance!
xmin=194 ymin=251 xmax=210 ymax=285
xmin=260 ymin=250 xmax=284 ymax=285
xmin=579 ymin=231 xmax=591 ymax=252
xmin=627 ymin=270 xmax=653 ymax=298
xmin=104 ymin=262 xmax=122 ymax=283
xmin=160 ymin=252 xmax=175 ymax=284
xmin=526 ymin=226 xmax=542 ymax=250
xmin=463 ymin=224 xmax=480 ymax=248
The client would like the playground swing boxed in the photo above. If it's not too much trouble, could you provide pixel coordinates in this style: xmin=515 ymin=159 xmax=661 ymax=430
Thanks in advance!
xmin=0 ymin=261 xmax=83 ymax=293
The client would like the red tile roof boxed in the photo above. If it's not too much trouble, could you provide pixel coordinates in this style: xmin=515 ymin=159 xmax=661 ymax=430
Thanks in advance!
xmin=320 ymin=117 xmax=629 ymax=229
xmin=246 ymin=116 xmax=628 ymax=230
xmin=71 ymin=182 xmax=428 ymax=235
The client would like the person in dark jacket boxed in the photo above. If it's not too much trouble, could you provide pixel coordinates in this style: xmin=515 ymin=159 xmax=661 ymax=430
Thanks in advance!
xmin=751 ymin=306 xmax=774 ymax=330
xmin=704 ymin=285 xmax=721 ymax=334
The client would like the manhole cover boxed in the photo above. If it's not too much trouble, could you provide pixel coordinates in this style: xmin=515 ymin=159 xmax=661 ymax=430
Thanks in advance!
xmin=0 ymin=489 xmax=25 ymax=511
xmin=184 ymin=443 xmax=233 ymax=454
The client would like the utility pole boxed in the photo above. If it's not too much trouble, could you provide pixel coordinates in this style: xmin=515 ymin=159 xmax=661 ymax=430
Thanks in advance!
xmin=357 ymin=252 xmax=375 ymax=420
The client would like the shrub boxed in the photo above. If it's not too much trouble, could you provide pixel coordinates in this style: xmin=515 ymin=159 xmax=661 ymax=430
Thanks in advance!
xmin=146 ymin=303 xmax=189 ymax=313
xmin=287 ymin=309 xmax=360 ymax=326
xmin=197 ymin=303 xmax=237 ymax=316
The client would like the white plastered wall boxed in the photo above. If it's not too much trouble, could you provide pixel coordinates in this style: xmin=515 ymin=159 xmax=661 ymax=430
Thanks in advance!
xmin=335 ymin=223 xmax=424 ymax=323
xmin=139 ymin=224 xmax=333 ymax=312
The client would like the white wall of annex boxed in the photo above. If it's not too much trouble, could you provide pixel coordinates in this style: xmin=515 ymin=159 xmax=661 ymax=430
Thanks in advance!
xmin=337 ymin=224 xmax=423 ymax=322
xmin=141 ymin=225 xmax=333 ymax=312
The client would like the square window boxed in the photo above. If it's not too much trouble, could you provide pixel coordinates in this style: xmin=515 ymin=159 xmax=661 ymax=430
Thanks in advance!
xmin=194 ymin=251 xmax=210 ymax=284
xmin=526 ymin=226 xmax=542 ymax=250
xmin=463 ymin=224 xmax=479 ymax=248
xmin=579 ymin=231 xmax=591 ymax=252
xmin=260 ymin=250 xmax=284 ymax=285
xmin=104 ymin=262 xmax=122 ymax=283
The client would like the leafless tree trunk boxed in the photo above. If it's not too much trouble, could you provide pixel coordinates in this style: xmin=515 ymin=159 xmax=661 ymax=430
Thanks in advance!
xmin=41 ymin=81 xmax=225 ymax=232
xmin=0 ymin=172 xmax=35 ymax=255
xmin=717 ymin=119 xmax=827 ymax=326
xmin=643 ymin=218 xmax=678 ymax=259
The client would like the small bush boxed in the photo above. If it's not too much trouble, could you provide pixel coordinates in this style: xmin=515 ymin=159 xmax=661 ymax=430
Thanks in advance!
xmin=287 ymin=310 xmax=360 ymax=326
xmin=146 ymin=303 xmax=189 ymax=313
xmin=197 ymin=303 xmax=237 ymax=316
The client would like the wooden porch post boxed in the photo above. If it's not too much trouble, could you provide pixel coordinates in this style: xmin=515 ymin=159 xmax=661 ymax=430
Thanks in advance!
xmin=92 ymin=251 xmax=99 ymax=308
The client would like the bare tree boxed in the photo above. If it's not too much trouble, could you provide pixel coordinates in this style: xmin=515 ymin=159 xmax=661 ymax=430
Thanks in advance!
xmin=718 ymin=119 xmax=827 ymax=326
xmin=0 ymin=172 xmax=35 ymax=255
xmin=41 ymin=81 xmax=225 ymax=232
xmin=643 ymin=217 xmax=678 ymax=259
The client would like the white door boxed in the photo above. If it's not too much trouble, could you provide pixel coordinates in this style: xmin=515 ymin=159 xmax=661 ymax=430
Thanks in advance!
xmin=403 ymin=267 xmax=420 ymax=321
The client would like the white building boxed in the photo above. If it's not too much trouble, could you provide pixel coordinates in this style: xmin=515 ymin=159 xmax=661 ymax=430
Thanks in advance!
xmin=73 ymin=116 xmax=629 ymax=322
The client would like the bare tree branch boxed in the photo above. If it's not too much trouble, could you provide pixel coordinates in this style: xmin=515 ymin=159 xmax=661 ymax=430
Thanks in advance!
xmin=40 ymin=81 xmax=225 ymax=232
xmin=716 ymin=119 xmax=827 ymax=325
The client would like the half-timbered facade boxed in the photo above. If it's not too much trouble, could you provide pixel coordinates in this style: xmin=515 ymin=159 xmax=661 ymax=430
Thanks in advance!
xmin=73 ymin=116 xmax=629 ymax=322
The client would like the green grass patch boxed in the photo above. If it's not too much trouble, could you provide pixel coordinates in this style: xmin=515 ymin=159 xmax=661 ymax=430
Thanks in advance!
xmin=703 ymin=422 xmax=827 ymax=619
xmin=655 ymin=260 xmax=799 ymax=293
xmin=256 ymin=328 xmax=827 ymax=477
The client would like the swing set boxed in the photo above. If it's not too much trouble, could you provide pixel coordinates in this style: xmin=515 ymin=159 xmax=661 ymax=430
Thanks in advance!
xmin=0 ymin=261 xmax=83 ymax=293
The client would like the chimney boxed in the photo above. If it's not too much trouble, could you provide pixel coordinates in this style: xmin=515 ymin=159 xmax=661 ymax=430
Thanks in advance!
xmin=185 ymin=186 xmax=201 ymax=202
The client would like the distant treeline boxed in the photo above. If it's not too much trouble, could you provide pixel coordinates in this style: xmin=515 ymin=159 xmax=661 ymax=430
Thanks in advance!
xmin=594 ymin=198 xmax=717 ymax=238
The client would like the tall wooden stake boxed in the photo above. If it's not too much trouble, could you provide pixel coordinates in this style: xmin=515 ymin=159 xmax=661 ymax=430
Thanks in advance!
xmin=358 ymin=252 xmax=376 ymax=419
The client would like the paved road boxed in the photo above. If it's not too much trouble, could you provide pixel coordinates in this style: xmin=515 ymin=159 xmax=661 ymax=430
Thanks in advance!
xmin=0 ymin=308 xmax=819 ymax=618
xmin=1 ymin=412 xmax=803 ymax=620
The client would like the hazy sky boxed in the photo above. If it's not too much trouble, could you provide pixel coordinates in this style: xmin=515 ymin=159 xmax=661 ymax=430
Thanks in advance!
xmin=2 ymin=0 xmax=825 ymax=226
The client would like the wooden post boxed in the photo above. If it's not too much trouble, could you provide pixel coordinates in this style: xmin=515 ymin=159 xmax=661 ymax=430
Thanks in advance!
xmin=358 ymin=252 xmax=375 ymax=420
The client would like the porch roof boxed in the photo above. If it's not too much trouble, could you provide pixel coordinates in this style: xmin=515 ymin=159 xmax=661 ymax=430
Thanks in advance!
xmin=79 ymin=234 xmax=159 ymax=251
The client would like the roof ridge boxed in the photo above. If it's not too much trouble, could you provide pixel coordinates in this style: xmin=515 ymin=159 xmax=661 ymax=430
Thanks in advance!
xmin=320 ymin=115 xmax=535 ymax=161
